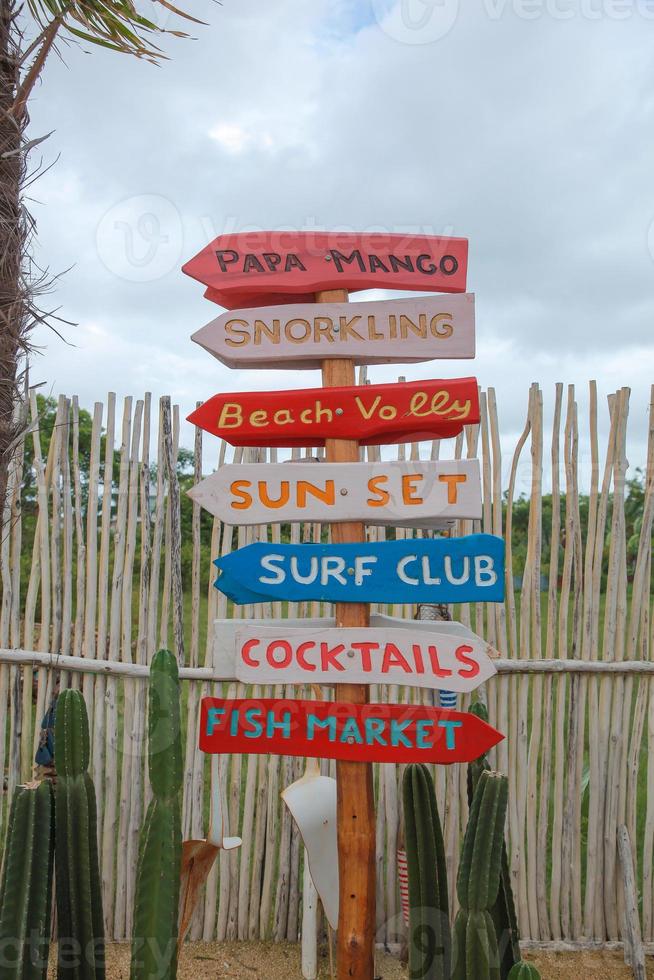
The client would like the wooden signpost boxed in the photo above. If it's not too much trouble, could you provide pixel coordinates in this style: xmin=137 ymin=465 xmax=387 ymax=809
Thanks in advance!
xmin=213 ymin=534 xmax=505 ymax=606
xmin=184 ymin=228 xmax=505 ymax=980
xmin=182 ymin=230 xmax=469 ymax=308
xmin=188 ymin=376 xmax=480 ymax=447
xmin=209 ymin=624 xmax=497 ymax=691
xmin=188 ymin=459 xmax=482 ymax=528
xmin=199 ymin=697 xmax=504 ymax=765
xmin=191 ymin=293 xmax=475 ymax=369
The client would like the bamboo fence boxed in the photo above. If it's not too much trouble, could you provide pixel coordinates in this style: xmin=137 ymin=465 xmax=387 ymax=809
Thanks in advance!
xmin=0 ymin=381 xmax=652 ymax=951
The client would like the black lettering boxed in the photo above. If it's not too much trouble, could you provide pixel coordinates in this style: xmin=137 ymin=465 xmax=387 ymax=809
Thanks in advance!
xmin=263 ymin=252 xmax=282 ymax=272
xmin=440 ymin=255 xmax=459 ymax=276
xmin=389 ymin=254 xmax=414 ymax=273
xmin=416 ymin=254 xmax=437 ymax=275
xmin=368 ymin=253 xmax=389 ymax=273
xmin=215 ymin=249 xmax=238 ymax=272
xmin=285 ymin=253 xmax=307 ymax=272
xmin=243 ymin=253 xmax=265 ymax=273
xmin=328 ymin=249 xmax=365 ymax=273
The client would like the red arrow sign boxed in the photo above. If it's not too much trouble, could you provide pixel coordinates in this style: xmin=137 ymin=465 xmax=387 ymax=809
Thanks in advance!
xmin=188 ymin=377 xmax=479 ymax=448
xmin=199 ymin=698 xmax=503 ymax=764
xmin=183 ymin=231 xmax=468 ymax=309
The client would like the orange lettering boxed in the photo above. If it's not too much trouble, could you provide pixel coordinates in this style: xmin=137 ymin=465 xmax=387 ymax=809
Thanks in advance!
xmin=297 ymin=480 xmax=335 ymax=508
xmin=438 ymin=472 xmax=467 ymax=503
xmin=230 ymin=479 xmax=252 ymax=510
xmin=402 ymin=474 xmax=424 ymax=505
xmin=258 ymin=481 xmax=290 ymax=509
xmin=367 ymin=475 xmax=390 ymax=507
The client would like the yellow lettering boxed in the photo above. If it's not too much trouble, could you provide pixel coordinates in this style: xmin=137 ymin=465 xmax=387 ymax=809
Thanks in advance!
xmin=254 ymin=318 xmax=281 ymax=346
xmin=355 ymin=395 xmax=381 ymax=421
xmin=300 ymin=408 xmax=314 ymax=424
xmin=367 ymin=315 xmax=384 ymax=340
xmin=402 ymin=474 xmax=424 ymax=505
xmin=379 ymin=405 xmax=397 ymax=420
xmin=273 ymin=409 xmax=293 ymax=425
xmin=439 ymin=473 xmax=467 ymax=503
xmin=297 ymin=480 xmax=335 ymax=508
xmin=250 ymin=410 xmax=268 ymax=427
xmin=430 ymin=313 xmax=453 ymax=338
xmin=218 ymin=402 xmax=243 ymax=428
xmin=230 ymin=480 xmax=252 ymax=510
xmin=224 ymin=319 xmax=250 ymax=348
xmin=367 ymin=475 xmax=389 ymax=507
xmin=285 ymin=318 xmax=311 ymax=344
xmin=408 ymin=391 xmax=430 ymax=417
xmin=399 ymin=314 xmax=427 ymax=339
xmin=315 ymin=401 xmax=333 ymax=423
xmin=339 ymin=315 xmax=365 ymax=341
xmin=313 ymin=316 xmax=335 ymax=344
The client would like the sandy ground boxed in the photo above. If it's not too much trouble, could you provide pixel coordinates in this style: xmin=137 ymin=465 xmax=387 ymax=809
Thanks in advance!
xmin=46 ymin=941 xmax=654 ymax=978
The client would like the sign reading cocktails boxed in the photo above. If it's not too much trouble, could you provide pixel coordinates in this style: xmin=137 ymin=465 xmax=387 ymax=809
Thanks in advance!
xmin=188 ymin=377 xmax=479 ymax=448
xmin=199 ymin=698 xmax=504 ymax=765
xmin=192 ymin=294 xmax=475 ymax=370
xmin=213 ymin=534 xmax=505 ymax=606
xmin=183 ymin=231 xmax=469 ymax=309
xmin=188 ymin=459 xmax=482 ymax=528
xmin=212 ymin=625 xmax=496 ymax=692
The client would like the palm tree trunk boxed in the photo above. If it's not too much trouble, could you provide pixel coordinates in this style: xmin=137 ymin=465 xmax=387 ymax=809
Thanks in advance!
xmin=0 ymin=0 xmax=27 ymax=529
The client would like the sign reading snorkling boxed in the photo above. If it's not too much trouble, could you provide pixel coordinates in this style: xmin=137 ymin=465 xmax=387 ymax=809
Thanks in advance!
xmin=199 ymin=698 xmax=504 ymax=765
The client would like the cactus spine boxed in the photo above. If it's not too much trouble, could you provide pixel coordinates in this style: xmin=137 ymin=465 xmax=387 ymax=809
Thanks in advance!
xmin=467 ymin=703 xmax=520 ymax=978
xmin=131 ymin=650 xmax=183 ymax=980
xmin=55 ymin=688 xmax=105 ymax=980
xmin=402 ymin=763 xmax=450 ymax=979
xmin=453 ymin=769 xmax=509 ymax=980
xmin=0 ymin=782 xmax=55 ymax=979
xmin=507 ymin=964 xmax=541 ymax=979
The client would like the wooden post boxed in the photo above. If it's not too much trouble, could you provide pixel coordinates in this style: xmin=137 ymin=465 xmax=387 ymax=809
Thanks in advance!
xmin=617 ymin=824 xmax=647 ymax=980
xmin=316 ymin=287 xmax=376 ymax=980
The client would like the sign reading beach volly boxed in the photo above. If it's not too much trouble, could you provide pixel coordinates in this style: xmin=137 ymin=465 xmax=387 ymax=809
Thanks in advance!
xmin=192 ymin=294 xmax=475 ymax=370
xmin=183 ymin=231 xmax=469 ymax=309
xmin=188 ymin=377 xmax=479 ymax=448
xmin=199 ymin=698 xmax=504 ymax=765
xmin=213 ymin=535 xmax=505 ymax=606
xmin=211 ymin=624 xmax=496 ymax=692
xmin=188 ymin=459 xmax=482 ymax=528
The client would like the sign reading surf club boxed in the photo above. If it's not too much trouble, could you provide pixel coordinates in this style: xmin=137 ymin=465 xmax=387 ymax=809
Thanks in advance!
xmin=189 ymin=377 xmax=479 ymax=448
xmin=183 ymin=231 xmax=469 ymax=309
xmin=214 ymin=535 xmax=505 ymax=606
xmin=199 ymin=697 xmax=504 ymax=765
xmin=192 ymin=294 xmax=475 ymax=371
xmin=189 ymin=459 xmax=482 ymax=528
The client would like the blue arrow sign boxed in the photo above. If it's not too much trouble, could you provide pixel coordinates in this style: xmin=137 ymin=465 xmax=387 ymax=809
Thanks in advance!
xmin=213 ymin=534 xmax=504 ymax=606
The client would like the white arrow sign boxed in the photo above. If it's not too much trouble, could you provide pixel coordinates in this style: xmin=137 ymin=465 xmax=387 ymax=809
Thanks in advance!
xmin=211 ymin=616 xmax=496 ymax=692
xmin=192 ymin=293 xmax=476 ymax=371
xmin=189 ymin=459 xmax=481 ymax=529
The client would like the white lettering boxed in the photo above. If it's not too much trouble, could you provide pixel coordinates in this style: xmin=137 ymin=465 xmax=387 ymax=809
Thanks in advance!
xmin=354 ymin=556 xmax=378 ymax=586
xmin=321 ymin=557 xmax=347 ymax=586
xmin=421 ymin=556 xmax=441 ymax=585
xmin=444 ymin=555 xmax=470 ymax=586
xmin=259 ymin=554 xmax=285 ymax=585
xmin=290 ymin=555 xmax=319 ymax=585
xmin=474 ymin=556 xmax=498 ymax=587
xmin=397 ymin=555 xmax=419 ymax=586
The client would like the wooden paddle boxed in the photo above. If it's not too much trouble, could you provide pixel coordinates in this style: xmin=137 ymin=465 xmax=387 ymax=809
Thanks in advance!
xmin=179 ymin=753 xmax=241 ymax=940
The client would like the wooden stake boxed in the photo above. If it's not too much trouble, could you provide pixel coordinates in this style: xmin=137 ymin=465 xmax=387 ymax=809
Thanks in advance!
xmin=317 ymin=287 xmax=376 ymax=980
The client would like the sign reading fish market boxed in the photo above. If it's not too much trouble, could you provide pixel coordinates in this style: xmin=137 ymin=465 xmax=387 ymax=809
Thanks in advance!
xmin=191 ymin=294 xmax=476 ymax=370
xmin=188 ymin=459 xmax=482 ymax=528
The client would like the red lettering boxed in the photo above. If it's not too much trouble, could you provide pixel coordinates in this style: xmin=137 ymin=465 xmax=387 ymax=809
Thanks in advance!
xmin=428 ymin=645 xmax=453 ymax=679
xmin=266 ymin=640 xmax=292 ymax=669
xmin=296 ymin=641 xmax=316 ymax=672
xmin=241 ymin=639 xmax=260 ymax=668
xmin=350 ymin=642 xmax=378 ymax=673
xmin=455 ymin=644 xmax=480 ymax=678
xmin=412 ymin=643 xmax=425 ymax=674
xmin=381 ymin=643 xmax=412 ymax=674
xmin=321 ymin=642 xmax=346 ymax=671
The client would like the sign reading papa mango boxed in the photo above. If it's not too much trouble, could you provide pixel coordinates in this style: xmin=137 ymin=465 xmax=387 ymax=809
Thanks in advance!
xmin=188 ymin=459 xmax=482 ymax=528
xmin=213 ymin=534 xmax=505 ymax=606
xmin=188 ymin=377 xmax=479 ymax=448
xmin=183 ymin=231 xmax=468 ymax=309
xmin=199 ymin=698 xmax=504 ymax=765
xmin=192 ymin=293 xmax=475 ymax=371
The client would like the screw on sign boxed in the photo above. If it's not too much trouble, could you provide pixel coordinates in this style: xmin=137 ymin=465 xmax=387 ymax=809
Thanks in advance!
xmin=199 ymin=698 xmax=504 ymax=765
xmin=188 ymin=458 xmax=483 ymax=528
xmin=191 ymin=292 xmax=476 ymax=370
xmin=182 ymin=231 xmax=469 ymax=308
xmin=187 ymin=376 xmax=480 ymax=448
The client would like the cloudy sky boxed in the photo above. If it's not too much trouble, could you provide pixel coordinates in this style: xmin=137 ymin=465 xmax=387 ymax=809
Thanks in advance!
xmin=26 ymin=0 xmax=654 ymax=485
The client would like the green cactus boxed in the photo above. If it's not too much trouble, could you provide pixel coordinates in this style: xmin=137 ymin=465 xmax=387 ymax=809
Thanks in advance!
xmin=131 ymin=650 xmax=183 ymax=980
xmin=453 ymin=770 xmax=508 ymax=980
xmin=55 ymin=689 xmax=105 ymax=980
xmin=507 ymin=963 xmax=541 ymax=979
xmin=0 ymin=782 xmax=55 ymax=979
xmin=467 ymin=703 xmax=520 ymax=978
xmin=402 ymin=763 xmax=450 ymax=979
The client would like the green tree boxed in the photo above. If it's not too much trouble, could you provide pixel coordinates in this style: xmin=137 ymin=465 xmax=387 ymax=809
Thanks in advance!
xmin=0 ymin=0 xmax=207 ymax=534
